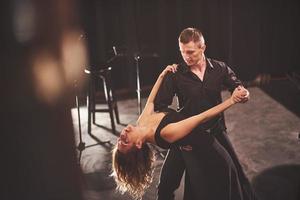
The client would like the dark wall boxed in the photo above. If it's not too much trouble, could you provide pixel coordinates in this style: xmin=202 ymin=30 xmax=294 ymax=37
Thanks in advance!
xmin=79 ymin=0 xmax=300 ymax=90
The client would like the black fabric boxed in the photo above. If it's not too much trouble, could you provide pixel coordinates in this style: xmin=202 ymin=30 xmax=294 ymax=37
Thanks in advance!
xmin=154 ymin=58 xmax=242 ymax=130
xmin=154 ymin=58 xmax=257 ymax=200
xmin=155 ymin=110 xmax=255 ymax=200
xmin=154 ymin=111 xmax=177 ymax=149
xmin=156 ymin=147 xmax=185 ymax=200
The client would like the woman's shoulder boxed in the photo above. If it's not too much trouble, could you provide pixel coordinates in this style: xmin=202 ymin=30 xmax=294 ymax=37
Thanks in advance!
xmin=154 ymin=109 xmax=185 ymax=149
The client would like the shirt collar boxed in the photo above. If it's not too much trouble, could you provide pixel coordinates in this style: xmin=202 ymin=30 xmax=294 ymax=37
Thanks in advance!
xmin=206 ymin=58 xmax=214 ymax=70
xmin=180 ymin=57 xmax=214 ymax=73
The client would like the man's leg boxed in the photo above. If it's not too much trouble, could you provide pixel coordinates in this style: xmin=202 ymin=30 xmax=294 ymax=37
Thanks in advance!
xmin=215 ymin=130 xmax=257 ymax=199
xmin=182 ymin=150 xmax=204 ymax=200
xmin=183 ymin=171 xmax=194 ymax=200
xmin=214 ymin=131 xmax=248 ymax=181
xmin=157 ymin=147 xmax=185 ymax=200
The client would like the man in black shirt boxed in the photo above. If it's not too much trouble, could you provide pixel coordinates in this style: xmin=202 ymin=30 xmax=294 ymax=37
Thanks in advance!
xmin=154 ymin=28 xmax=255 ymax=199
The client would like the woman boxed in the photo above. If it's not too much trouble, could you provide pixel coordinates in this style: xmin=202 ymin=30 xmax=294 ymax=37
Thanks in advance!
xmin=111 ymin=65 xmax=248 ymax=199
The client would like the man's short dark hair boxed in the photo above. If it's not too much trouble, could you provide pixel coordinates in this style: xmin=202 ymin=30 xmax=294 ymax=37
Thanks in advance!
xmin=178 ymin=27 xmax=205 ymax=45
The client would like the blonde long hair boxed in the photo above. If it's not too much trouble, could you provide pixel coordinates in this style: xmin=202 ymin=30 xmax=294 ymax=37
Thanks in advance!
xmin=111 ymin=144 xmax=155 ymax=199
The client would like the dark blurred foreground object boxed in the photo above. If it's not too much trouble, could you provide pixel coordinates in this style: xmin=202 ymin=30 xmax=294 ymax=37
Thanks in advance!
xmin=252 ymin=164 xmax=300 ymax=200
xmin=1 ymin=0 xmax=86 ymax=199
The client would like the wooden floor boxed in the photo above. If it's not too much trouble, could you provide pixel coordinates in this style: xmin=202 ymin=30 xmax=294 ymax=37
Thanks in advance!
xmin=71 ymin=82 xmax=300 ymax=200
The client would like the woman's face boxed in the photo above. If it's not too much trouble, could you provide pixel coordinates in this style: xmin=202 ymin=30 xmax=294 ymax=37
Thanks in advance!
xmin=117 ymin=124 xmax=140 ymax=154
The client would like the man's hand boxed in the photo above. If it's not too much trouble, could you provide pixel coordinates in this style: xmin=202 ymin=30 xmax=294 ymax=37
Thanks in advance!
xmin=231 ymin=86 xmax=250 ymax=104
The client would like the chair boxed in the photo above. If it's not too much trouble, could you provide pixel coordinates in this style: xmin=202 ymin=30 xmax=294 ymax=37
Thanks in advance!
xmin=85 ymin=67 xmax=120 ymax=135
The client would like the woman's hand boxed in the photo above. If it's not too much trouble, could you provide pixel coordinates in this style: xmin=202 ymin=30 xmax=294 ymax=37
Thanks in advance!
xmin=160 ymin=64 xmax=178 ymax=78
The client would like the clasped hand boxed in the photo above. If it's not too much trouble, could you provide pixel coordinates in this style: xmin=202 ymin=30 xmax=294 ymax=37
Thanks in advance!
xmin=231 ymin=86 xmax=250 ymax=104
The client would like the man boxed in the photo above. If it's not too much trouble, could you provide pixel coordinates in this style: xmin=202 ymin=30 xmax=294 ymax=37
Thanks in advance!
xmin=154 ymin=27 xmax=256 ymax=199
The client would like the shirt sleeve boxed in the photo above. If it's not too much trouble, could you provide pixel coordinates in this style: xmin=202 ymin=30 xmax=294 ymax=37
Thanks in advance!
xmin=154 ymin=72 xmax=176 ymax=112
xmin=223 ymin=63 xmax=243 ymax=92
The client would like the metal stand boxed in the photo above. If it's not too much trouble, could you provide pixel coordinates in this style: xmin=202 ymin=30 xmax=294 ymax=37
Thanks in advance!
xmin=134 ymin=54 xmax=142 ymax=115
xmin=74 ymin=80 xmax=85 ymax=163
xmin=133 ymin=52 xmax=159 ymax=115
xmin=74 ymin=80 xmax=109 ymax=164
xmin=75 ymin=34 xmax=89 ymax=163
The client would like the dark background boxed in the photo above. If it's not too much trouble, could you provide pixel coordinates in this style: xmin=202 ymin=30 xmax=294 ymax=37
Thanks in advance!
xmin=1 ymin=1 xmax=299 ymax=199
xmin=79 ymin=0 xmax=300 ymax=90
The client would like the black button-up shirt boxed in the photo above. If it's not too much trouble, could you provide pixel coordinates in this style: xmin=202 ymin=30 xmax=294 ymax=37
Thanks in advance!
xmin=154 ymin=58 xmax=242 ymax=130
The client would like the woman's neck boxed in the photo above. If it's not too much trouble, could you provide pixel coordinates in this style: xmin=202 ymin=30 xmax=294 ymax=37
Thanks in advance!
xmin=136 ymin=125 xmax=155 ymax=144
xmin=145 ymin=127 xmax=156 ymax=143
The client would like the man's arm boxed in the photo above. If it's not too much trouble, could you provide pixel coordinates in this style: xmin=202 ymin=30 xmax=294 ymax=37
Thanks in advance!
xmin=223 ymin=64 xmax=243 ymax=91
xmin=137 ymin=65 xmax=177 ymax=124
xmin=223 ymin=63 xmax=250 ymax=103
xmin=153 ymin=68 xmax=177 ymax=112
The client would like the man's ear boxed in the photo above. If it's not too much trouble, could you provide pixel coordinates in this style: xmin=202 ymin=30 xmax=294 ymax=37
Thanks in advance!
xmin=135 ymin=140 xmax=143 ymax=149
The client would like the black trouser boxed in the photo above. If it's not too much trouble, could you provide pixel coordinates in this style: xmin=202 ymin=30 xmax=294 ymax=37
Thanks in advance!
xmin=214 ymin=131 xmax=257 ymax=200
xmin=157 ymin=130 xmax=256 ymax=200
xmin=156 ymin=147 xmax=185 ymax=200
xmin=214 ymin=130 xmax=249 ymax=183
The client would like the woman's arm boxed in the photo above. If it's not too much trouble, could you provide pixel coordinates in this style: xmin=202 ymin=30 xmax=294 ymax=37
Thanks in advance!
xmin=137 ymin=64 xmax=177 ymax=124
xmin=161 ymin=88 xmax=246 ymax=143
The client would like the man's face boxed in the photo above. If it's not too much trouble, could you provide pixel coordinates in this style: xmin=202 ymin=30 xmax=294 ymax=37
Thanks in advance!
xmin=179 ymin=41 xmax=205 ymax=66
